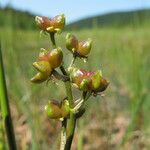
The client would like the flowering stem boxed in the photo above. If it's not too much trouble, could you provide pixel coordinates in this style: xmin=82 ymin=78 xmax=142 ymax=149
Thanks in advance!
xmin=49 ymin=33 xmax=76 ymax=150
xmin=63 ymin=77 xmax=76 ymax=150
xmin=60 ymin=118 xmax=67 ymax=150
xmin=0 ymin=44 xmax=17 ymax=150
xmin=50 ymin=32 xmax=56 ymax=48
xmin=52 ymin=70 xmax=69 ymax=82
xmin=69 ymin=56 xmax=76 ymax=68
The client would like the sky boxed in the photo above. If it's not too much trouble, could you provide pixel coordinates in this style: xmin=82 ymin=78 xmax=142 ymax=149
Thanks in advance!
xmin=1 ymin=0 xmax=150 ymax=23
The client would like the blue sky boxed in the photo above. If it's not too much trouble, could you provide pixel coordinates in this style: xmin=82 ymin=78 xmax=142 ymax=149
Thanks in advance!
xmin=1 ymin=0 xmax=150 ymax=23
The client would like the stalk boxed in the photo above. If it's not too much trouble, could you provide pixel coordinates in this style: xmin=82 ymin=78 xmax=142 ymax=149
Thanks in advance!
xmin=49 ymin=33 xmax=76 ymax=150
xmin=0 ymin=43 xmax=17 ymax=150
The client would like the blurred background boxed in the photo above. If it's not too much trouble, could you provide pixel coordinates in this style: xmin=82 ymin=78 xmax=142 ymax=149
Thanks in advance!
xmin=0 ymin=0 xmax=150 ymax=149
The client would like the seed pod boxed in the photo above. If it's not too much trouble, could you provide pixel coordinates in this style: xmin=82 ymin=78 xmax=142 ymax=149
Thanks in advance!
xmin=45 ymin=100 xmax=63 ymax=119
xmin=60 ymin=100 xmax=70 ymax=118
xmin=71 ymin=68 xmax=108 ymax=93
xmin=91 ymin=70 xmax=102 ymax=90
xmin=79 ymin=79 xmax=91 ymax=91
xmin=31 ymin=61 xmax=52 ymax=84
xmin=66 ymin=33 xmax=78 ymax=52
xmin=30 ymin=72 xmax=49 ymax=83
xmin=47 ymin=47 xmax=63 ymax=69
xmin=35 ymin=14 xmax=65 ymax=33
xmin=38 ymin=49 xmax=49 ymax=61
xmin=49 ymin=14 xmax=65 ymax=32
xmin=45 ymin=100 xmax=70 ymax=119
xmin=35 ymin=16 xmax=51 ymax=31
xmin=33 ymin=61 xmax=52 ymax=74
xmin=77 ymin=39 xmax=92 ymax=56
xmin=95 ymin=78 xmax=109 ymax=93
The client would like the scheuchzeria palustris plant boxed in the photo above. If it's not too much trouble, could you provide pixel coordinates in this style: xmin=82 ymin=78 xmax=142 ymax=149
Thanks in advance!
xmin=31 ymin=14 xmax=109 ymax=150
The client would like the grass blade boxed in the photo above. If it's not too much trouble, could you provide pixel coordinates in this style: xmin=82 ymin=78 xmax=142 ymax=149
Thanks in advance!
xmin=0 ymin=43 xmax=17 ymax=150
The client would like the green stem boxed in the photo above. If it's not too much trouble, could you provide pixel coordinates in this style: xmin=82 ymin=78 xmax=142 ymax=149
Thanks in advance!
xmin=69 ymin=56 xmax=76 ymax=68
xmin=59 ymin=65 xmax=76 ymax=150
xmin=50 ymin=33 xmax=76 ymax=150
xmin=49 ymin=32 xmax=77 ymax=150
xmin=50 ymin=32 xmax=56 ymax=48
xmin=0 ymin=44 xmax=17 ymax=150
xmin=60 ymin=119 xmax=67 ymax=150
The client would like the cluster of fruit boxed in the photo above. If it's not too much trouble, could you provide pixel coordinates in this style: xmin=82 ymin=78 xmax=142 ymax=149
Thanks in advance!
xmin=31 ymin=14 xmax=109 ymax=120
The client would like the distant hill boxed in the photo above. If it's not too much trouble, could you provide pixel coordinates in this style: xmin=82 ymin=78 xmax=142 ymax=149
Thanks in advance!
xmin=66 ymin=9 xmax=150 ymax=30
xmin=0 ymin=6 xmax=36 ymax=30
xmin=0 ymin=6 xmax=150 ymax=31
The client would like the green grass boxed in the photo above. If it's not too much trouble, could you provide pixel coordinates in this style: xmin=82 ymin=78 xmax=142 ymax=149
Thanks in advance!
xmin=0 ymin=26 xmax=150 ymax=149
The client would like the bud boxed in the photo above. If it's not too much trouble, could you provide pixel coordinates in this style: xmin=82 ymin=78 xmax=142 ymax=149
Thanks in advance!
xmin=35 ymin=16 xmax=51 ymax=31
xmin=79 ymin=79 xmax=91 ymax=91
xmin=47 ymin=47 xmax=63 ymax=69
xmin=35 ymin=14 xmax=65 ymax=33
xmin=71 ymin=68 xmax=108 ymax=94
xmin=45 ymin=100 xmax=63 ymax=119
xmin=38 ymin=49 xmax=49 ymax=61
xmin=77 ymin=38 xmax=92 ymax=56
xmin=66 ymin=33 xmax=78 ymax=52
xmin=95 ymin=78 xmax=109 ymax=93
xmin=33 ymin=61 xmax=52 ymax=74
xmin=60 ymin=100 xmax=70 ymax=118
xmin=45 ymin=100 xmax=70 ymax=119
xmin=48 ymin=14 xmax=65 ymax=33
xmin=91 ymin=70 xmax=102 ymax=89
xmin=30 ymin=72 xmax=49 ymax=83
xmin=31 ymin=61 xmax=52 ymax=84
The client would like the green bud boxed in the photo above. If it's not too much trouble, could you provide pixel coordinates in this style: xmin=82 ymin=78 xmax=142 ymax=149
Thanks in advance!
xmin=91 ymin=70 xmax=102 ymax=89
xmin=77 ymin=38 xmax=92 ymax=56
xmin=80 ymin=79 xmax=90 ymax=91
xmin=45 ymin=100 xmax=70 ymax=119
xmin=30 ymin=72 xmax=49 ymax=83
xmin=33 ymin=61 xmax=52 ymax=74
xmin=66 ymin=33 xmax=78 ymax=52
xmin=47 ymin=47 xmax=63 ymax=69
xmin=45 ymin=100 xmax=62 ymax=119
xmin=61 ymin=100 xmax=70 ymax=118
xmin=96 ymin=78 xmax=109 ymax=92
xmin=47 ymin=14 xmax=65 ymax=33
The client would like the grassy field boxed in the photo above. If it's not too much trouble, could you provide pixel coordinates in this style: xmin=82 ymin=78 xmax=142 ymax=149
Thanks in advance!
xmin=0 ymin=26 xmax=150 ymax=149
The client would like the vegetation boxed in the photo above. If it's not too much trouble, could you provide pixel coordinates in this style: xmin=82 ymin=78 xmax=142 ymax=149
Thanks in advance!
xmin=67 ymin=9 xmax=150 ymax=30
xmin=0 ymin=7 xmax=150 ymax=150
xmin=0 ymin=6 xmax=36 ymax=30
xmin=1 ymin=6 xmax=150 ymax=30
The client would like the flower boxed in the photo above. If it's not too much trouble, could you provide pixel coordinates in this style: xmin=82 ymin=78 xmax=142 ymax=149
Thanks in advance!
xmin=31 ymin=48 xmax=63 ymax=83
xmin=30 ymin=61 xmax=52 ymax=83
xmin=66 ymin=33 xmax=92 ymax=57
xmin=35 ymin=14 xmax=65 ymax=33
xmin=66 ymin=33 xmax=78 ymax=52
xmin=45 ymin=99 xmax=70 ymax=119
xmin=70 ymin=68 xmax=109 ymax=93
xmin=47 ymin=47 xmax=63 ymax=69
xmin=77 ymin=39 xmax=92 ymax=57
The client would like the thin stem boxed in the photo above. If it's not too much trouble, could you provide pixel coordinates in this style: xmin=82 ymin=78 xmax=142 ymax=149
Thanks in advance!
xmin=60 ymin=65 xmax=67 ymax=75
xmin=49 ymin=33 xmax=68 ymax=150
xmin=52 ymin=70 xmax=69 ymax=82
xmin=0 ymin=44 xmax=17 ymax=150
xmin=60 ymin=119 xmax=67 ymax=150
xmin=69 ymin=56 xmax=76 ymax=68
xmin=49 ymin=33 xmax=76 ymax=150
xmin=49 ymin=31 xmax=77 ymax=150
xmin=49 ymin=32 xmax=56 ymax=48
